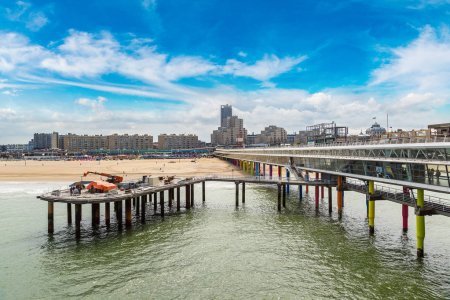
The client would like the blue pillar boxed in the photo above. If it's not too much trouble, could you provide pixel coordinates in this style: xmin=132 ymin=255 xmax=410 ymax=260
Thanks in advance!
xmin=256 ymin=163 xmax=260 ymax=176
xmin=286 ymin=169 xmax=290 ymax=194
xmin=299 ymin=185 xmax=303 ymax=201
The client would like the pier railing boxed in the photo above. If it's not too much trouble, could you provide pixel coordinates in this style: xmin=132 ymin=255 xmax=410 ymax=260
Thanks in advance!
xmin=344 ymin=178 xmax=450 ymax=215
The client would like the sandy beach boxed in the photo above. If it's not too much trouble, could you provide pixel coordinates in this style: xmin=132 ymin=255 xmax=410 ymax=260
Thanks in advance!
xmin=0 ymin=158 xmax=242 ymax=182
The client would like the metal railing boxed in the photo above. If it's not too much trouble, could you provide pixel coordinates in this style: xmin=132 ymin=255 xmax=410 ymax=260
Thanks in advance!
xmin=344 ymin=178 xmax=450 ymax=214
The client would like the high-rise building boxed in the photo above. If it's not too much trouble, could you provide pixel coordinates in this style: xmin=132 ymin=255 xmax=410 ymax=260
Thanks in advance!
xmin=60 ymin=133 xmax=153 ymax=152
xmin=220 ymin=104 xmax=232 ymax=127
xmin=211 ymin=115 xmax=247 ymax=146
xmin=255 ymin=125 xmax=287 ymax=145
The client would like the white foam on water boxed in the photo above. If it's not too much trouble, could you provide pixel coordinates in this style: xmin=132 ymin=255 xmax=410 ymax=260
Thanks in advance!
xmin=0 ymin=182 xmax=71 ymax=195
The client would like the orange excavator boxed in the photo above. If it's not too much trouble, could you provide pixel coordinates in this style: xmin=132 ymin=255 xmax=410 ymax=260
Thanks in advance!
xmin=83 ymin=171 xmax=124 ymax=184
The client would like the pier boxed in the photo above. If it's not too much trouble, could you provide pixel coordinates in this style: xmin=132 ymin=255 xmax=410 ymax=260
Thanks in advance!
xmin=38 ymin=176 xmax=330 ymax=239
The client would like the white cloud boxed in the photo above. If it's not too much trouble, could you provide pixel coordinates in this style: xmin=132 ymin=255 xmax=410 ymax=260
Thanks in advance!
xmin=238 ymin=51 xmax=247 ymax=57
xmin=5 ymin=1 xmax=48 ymax=32
xmin=222 ymin=54 xmax=307 ymax=81
xmin=142 ymin=0 xmax=157 ymax=9
xmin=75 ymin=96 xmax=107 ymax=111
xmin=26 ymin=11 xmax=48 ymax=32
xmin=371 ymin=25 xmax=450 ymax=93
xmin=0 ymin=108 xmax=17 ymax=120
xmin=0 ymin=32 xmax=48 ymax=72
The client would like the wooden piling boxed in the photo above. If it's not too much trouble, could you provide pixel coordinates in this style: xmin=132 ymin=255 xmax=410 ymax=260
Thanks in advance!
xmin=75 ymin=204 xmax=81 ymax=238
xmin=105 ymin=202 xmax=110 ymax=227
xmin=202 ymin=181 xmax=205 ymax=202
xmin=125 ymin=199 xmax=132 ymax=228
xmin=48 ymin=202 xmax=54 ymax=234
xmin=67 ymin=203 xmax=72 ymax=225
xmin=160 ymin=191 xmax=165 ymax=218
xmin=176 ymin=187 xmax=181 ymax=211
xmin=242 ymin=182 xmax=245 ymax=203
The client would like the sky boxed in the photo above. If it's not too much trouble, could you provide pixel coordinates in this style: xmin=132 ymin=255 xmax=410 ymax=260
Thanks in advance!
xmin=0 ymin=0 xmax=449 ymax=143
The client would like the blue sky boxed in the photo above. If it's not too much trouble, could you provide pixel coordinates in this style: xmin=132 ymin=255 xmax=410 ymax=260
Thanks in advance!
xmin=0 ymin=0 xmax=449 ymax=143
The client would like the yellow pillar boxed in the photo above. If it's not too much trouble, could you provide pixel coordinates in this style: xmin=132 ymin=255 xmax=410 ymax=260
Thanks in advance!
xmin=416 ymin=189 xmax=425 ymax=258
xmin=368 ymin=181 xmax=375 ymax=235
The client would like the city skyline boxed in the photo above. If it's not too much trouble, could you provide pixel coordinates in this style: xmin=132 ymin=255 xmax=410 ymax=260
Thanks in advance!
xmin=1 ymin=0 xmax=450 ymax=143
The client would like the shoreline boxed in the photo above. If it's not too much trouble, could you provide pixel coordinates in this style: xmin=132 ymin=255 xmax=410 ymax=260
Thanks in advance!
xmin=0 ymin=157 xmax=241 ymax=182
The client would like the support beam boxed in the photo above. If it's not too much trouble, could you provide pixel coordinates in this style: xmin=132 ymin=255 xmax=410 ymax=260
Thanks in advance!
xmin=328 ymin=186 xmax=332 ymax=214
xmin=368 ymin=181 xmax=375 ymax=235
xmin=191 ymin=184 xmax=195 ymax=207
xmin=242 ymin=182 xmax=245 ymax=204
xmin=416 ymin=189 xmax=425 ymax=258
xmin=235 ymin=182 xmax=239 ymax=207
xmin=75 ymin=204 xmax=82 ymax=238
xmin=337 ymin=176 xmax=343 ymax=219
xmin=277 ymin=183 xmax=281 ymax=212
xmin=105 ymin=202 xmax=110 ymax=227
xmin=202 ymin=181 xmax=206 ymax=202
xmin=125 ymin=199 xmax=132 ymax=228
xmin=136 ymin=197 xmax=140 ymax=216
xmin=67 ymin=203 xmax=72 ymax=225
xmin=117 ymin=201 xmax=122 ymax=227
xmin=286 ymin=169 xmax=290 ymax=194
xmin=141 ymin=195 xmax=146 ymax=223
xmin=176 ymin=187 xmax=181 ymax=211
xmin=315 ymin=186 xmax=319 ymax=210
xmin=185 ymin=185 xmax=191 ymax=209
xmin=160 ymin=191 xmax=165 ymax=218
xmin=402 ymin=187 xmax=409 ymax=233
xmin=48 ymin=202 xmax=54 ymax=234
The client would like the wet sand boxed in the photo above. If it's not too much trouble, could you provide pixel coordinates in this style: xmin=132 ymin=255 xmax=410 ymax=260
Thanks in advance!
xmin=0 ymin=158 xmax=241 ymax=181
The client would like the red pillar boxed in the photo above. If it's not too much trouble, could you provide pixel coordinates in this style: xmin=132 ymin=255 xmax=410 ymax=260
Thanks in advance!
xmin=278 ymin=166 xmax=282 ymax=178
xmin=402 ymin=187 xmax=409 ymax=233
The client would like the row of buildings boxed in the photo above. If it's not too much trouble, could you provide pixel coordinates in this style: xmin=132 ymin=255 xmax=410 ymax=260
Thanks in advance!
xmin=24 ymin=133 xmax=201 ymax=152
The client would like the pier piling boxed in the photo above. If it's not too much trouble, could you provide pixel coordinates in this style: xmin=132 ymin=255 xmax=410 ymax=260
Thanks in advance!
xmin=67 ymin=203 xmax=72 ymax=225
xmin=160 ymin=191 xmax=165 ymax=218
xmin=136 ymin=197 xmax=140 ymax=216
xmin=368 ymin=181 xmax=375 ymax=235
xmin=202 ymin=181 xmax=205 ymax=202
xmin=125 ymin=199 xmax=132 ymax=228
xmin=153 ymin=193 xmax=157 ymax=212
xmin=277 ymin=183 xmax=281 ymax=211
xmin=75 ymin=204 xmax=81 ymax=238
xmin=242 ymin=182 xmax=245 ymax=203
xmin=191 ymin=184 xmax=194 ymax=207
xmin=105 ymin=202 xmax=110 ymax=227
xmin=141 ymin=195 xmax=146 ymax=223
xmin=315 ymin=186 xmax=319 ymax=210
xmin=117 ymin=201 xmax=123 ymax=227
xmin=299 ymin=185 xmax=303 ymax=201
xmin=282 ymin=184 xmax=286 ymax=208
xmin=235 ymin=182 xmax=239 ymax=207
xmin=176 ymin=187 xmax=180 ymax=211
xmin=416 ymin=189 xmax=425 ymax=258
xmin=185 ymin=185 xmax=191 ymax=210
xmin=337 ymin=176 xmax=343 ymax=219
xmin=48 ymin=202 xmax=54 ymax=234
xmin=328 ymin=187 xmax=332 ymax=214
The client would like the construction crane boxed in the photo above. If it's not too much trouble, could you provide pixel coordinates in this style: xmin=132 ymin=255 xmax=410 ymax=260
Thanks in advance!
xmin=83 ymin=171 xmax=124 ymax=184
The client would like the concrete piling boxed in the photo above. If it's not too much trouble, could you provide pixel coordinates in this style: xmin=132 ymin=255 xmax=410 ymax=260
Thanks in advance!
xmin=75 ymin=204 xmax=82 ymax=238
xmin=277 ymin=183 xmax=281 ymax=211
xmin=235 ymin=182 xmax=239 ymax=207
xmin=160 ymin=191 xmax=165 ymax=218
xmin=191 ymin=184 xmax=194 ymax=208
xmin=125 ymin=199 xmax=132 ymax=228
xmin=186 ymin=185 xmax=191 ymax=209
xmin=153 ymin=193 xmax=157 ymax=212
xmin=328 ymin=186 xmax=332 ymax=214
xmin=48 ymin=202 xmax=54 ymax=234
xmin=202 ymin=181 xmax=206 ymax=202
xmin=67 ymin=203 xmax=72 ymax=225
xmin=105 ymin=202 xmax=110 ymax=227
xmin=282 ymin=184 xmax=286 ymax=208
xmin=141 ymin=195 xmax=146 ymax=223
xmin=176 ymin=187 xmax=181 ymax=211
xmin=242 ymin=182 xmax=245 ymax=203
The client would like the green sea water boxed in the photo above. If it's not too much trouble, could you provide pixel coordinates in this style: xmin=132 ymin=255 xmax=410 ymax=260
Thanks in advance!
xmin=0 ymin=181 xmax=449 ymax=299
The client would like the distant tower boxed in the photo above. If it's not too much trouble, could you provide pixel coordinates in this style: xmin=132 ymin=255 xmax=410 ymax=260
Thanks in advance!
xmin=220 ymin=104 xmax=232 ymax=127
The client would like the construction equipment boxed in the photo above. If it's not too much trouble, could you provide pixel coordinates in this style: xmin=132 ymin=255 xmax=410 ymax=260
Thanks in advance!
xmin=83 ymin=171 xmax=124 ymax=184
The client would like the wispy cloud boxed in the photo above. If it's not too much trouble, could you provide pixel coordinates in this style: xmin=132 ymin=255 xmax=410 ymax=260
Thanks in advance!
xmin=75 ymin=96 xmax=107 ymax=111
xmin=4 ymin=1 xmax=49 ymax=32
